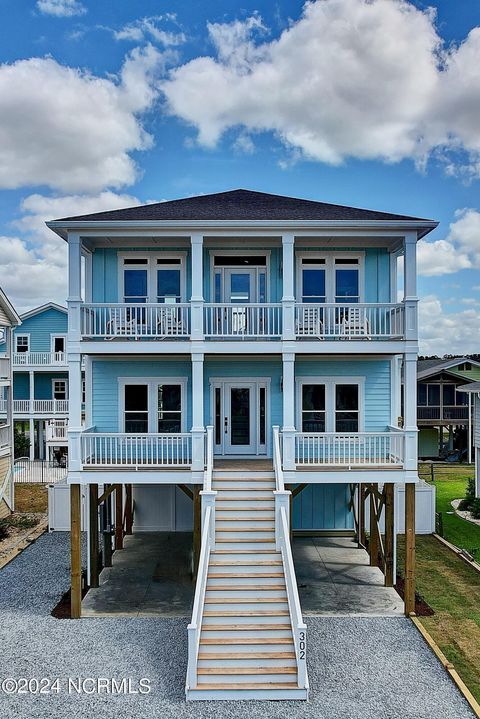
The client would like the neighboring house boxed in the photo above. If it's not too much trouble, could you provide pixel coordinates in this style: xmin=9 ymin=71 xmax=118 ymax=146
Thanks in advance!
xmin=47 ymin=189 xmax=437 ymax=700
xmin=0 ymin=303 xmax=70 ymax=461
xmin=457 ymin=382 xmax=480 ymax=496
xmin=416 ymin=358 xmax=480 ymax=460
xmin=0 ymin=288 xmax=21 ymax=518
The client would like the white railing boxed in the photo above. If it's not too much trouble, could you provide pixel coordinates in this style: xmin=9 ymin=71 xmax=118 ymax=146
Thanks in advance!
xmin=295 ymin=431 xmax=405 ymax=467
xmin=0 ymin=356 xmax=9 ymax=380
xmin=0 ymin=424 xmax=11 ymax=450
xmin=204 ymin=425 xmax=214 ymax=491
xmin=204 ymin=303 xmax=282 ymax=338
xmin=295 ymin=303 xmax=404 ymax=339
xmin=0 ymin=399 xmax=68 ymax=414
xmin=278 ymin=505 xmax=308 ymax=693
xmin=12 ymin=352 xmax=67 ymax=366
xmin=186 ymin=504 xmax=213 ymax=691
xmin=273 ymin=425 xmax=285 ymax=491
xmin=46 ymin=418 xmax=68 ymax=442
xmin=80 ymin=303 xmax=191 ymax=339
xmin=81 ymin=432 xmax=192 ymax=468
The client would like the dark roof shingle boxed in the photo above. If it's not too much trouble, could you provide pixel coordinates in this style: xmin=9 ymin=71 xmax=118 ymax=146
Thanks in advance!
xmin=54 ymin=189 xmax=434 ymax=224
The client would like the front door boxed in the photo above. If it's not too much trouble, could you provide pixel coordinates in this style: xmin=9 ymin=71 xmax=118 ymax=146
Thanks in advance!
xmin=212 ymin=380 xmax=268 ymax=456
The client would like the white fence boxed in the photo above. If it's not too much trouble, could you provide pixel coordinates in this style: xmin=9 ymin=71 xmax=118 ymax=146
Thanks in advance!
xmin=81 ymin=303 xmax=191 ymax=339
xmin=81 ymin=432 xmax=193 ymax=468
xmin=12 ymin=352 xmax=66 ymax=366
xmin=204 ymin=303 xmax=282 ymax=338
xmin=295 ymin=303 xmax=404 ymax=339
xmin=295 ymin=432 xmax=405 ymax=467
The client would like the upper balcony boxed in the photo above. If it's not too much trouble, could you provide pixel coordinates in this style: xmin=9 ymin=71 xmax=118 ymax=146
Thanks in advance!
xmin=12 ymin=351 xmax=67 ymax=367
xmin=0 ymin=356 xmax=9 ymax=382
xmin=417 ymin=405 xmax=469 ymax=423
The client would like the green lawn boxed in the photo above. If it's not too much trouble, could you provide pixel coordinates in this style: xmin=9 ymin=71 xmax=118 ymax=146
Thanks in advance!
xmin=398 ymin=535 xmax=480 ymax=702
xmin=422 ymin=464 xmax=480 ymax=561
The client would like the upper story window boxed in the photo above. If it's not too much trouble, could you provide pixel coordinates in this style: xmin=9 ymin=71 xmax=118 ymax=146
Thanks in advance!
xmin=15 ymin=335 xmax=29 ymax=353
xmin=52 ymin=379 xmax=68 ymax=400
xmin=297 ymin=254 xmax=364 ymax=304
xmin=120 ymin=255 xmax=185 ymax=304
xmin=457 ymin=362 xmax=472 ymax=371
xmin=121 ymin=378 xmax=186 ymax=433
xmin=213 ymin=255 xmax=267 ymax=303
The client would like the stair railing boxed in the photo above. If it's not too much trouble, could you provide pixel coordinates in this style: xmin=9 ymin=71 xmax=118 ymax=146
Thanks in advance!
xmin=273 ymin=425 xmax=290 ymax=544
xmin=278 ymin=504 xmax=309 ymax=694
xmin=204 ymin=425 xmax=214 ymax=491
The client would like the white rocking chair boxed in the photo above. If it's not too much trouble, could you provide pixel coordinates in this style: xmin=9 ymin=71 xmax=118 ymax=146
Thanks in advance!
xmin=106 ymin=307 xmax=138 ymax=339
xmin=340 ymin=307 xmax=370 ymax=339
xmin=296 ymin=306 xmax=324 ymax=338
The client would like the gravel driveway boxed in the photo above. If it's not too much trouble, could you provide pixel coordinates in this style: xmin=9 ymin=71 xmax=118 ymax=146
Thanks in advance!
xmin=0 ymin=532 xmax=475 ymax=719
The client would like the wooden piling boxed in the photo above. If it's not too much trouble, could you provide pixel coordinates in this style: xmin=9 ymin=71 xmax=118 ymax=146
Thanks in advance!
xmin=70 ymin=484 xmax=82 ymax=619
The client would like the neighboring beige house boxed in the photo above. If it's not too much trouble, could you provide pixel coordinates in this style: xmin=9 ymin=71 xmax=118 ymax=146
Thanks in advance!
xmin=0 ymin=288 xmax=21 ymax=518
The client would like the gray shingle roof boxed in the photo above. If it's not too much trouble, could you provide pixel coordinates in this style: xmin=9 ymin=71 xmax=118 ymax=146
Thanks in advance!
xmin=54 ymin=189 xmax=435 ymax=224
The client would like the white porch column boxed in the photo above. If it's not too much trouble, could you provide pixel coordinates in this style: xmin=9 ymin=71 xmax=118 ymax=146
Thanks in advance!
xmin=282 ymin=352 xmax=296 ymax=470
xmin=282 ymin=233 xmax=295 ymax=341
xmin=67 ymin=233 xmax=83 ymax=473
xmin=68 ymin=233 xmax=82 ymax=344
xmin=191 ymin=352 xmax=205 ymax=472
xmin=403 ymin=232 xmax=418 ymax=342
xmin=190 ymin=234 xmax=204 ymax=341
xmin=468 ymin=393 xmax=472 ymax=465
xmin=68 ymin=353 xmax=83 ymax=472
xmin=29 ymin=370 xmax=34 ymax=415
xmin=403 ymin=352 xmax=418 ymax=472
xmin=29 ymin=419 xmax=35 ymax=461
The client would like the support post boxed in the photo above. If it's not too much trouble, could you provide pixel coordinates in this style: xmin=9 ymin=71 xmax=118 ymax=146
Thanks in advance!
xmin=191 ymin=353 xmax=205 ymax=472
xmin=404 ymin=482 xmax=416 ymax=615
xmin=282 ymin=352 xmax=296 ymax=470
xmin=403 ymin=353 xmax=418 ymax=472
xmin=89 ymin=484 xmax=99 ymax=588
xmin=281 ymin=233 xmax=295 ymax=341
xmin=190 ymin=234 xmax=204 ymax=340
xmin=102 ymin=485 xmax=113 ymax=568
xmin=193 ymin=485 xmax=201 ymax=577
xmin=115 ymin=484 xmax=123 ymax=550
xmin=29 ymin=418 xmax=35 ymax=461
xmin=384 ymin=483 xmax=395 ymax=587
xmin=358 ymin=483 xmax=366 ymax=547
xmin=70 ymin=483 xmax=82 ymax=618
xmin=369 ymin=483 xmax=379 ymax=567
xmin=125 ymin=484 xmax=133 ymax=534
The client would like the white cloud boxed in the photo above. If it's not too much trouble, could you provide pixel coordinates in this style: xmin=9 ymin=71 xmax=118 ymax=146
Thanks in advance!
xmin=161 ymin=0 xmax=480 ymax=176
xmin=419 ymin=295 xmax=480 ymax=355
xmin=0 ymin=45 xmax=164 ymax=192
xmin=113 ymin=16 xmax=185 ymax=47
xmin=418 ymin=207 xmax=480 ymax=276
xmin=36 ymin=0 xmax=86 ymax=17
xmin=0 ymin=192 xmax=140 ymax=312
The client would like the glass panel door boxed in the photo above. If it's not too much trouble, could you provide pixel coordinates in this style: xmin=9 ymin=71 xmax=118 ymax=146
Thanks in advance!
xmin=224 ymin=383 xmax=256 ymax=454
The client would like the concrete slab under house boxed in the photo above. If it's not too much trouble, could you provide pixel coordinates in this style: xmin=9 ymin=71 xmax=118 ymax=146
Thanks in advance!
xmin=45 ymin=188 xmax=439 ymax=701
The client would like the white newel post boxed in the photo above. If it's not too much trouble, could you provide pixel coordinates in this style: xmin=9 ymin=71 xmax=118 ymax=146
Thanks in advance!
xmin=403 ymin=353 xmax=418 ymax=472
xmin=191 ymin=353 xmax=205 ymax=471
xmin=282 ymin=233 xmax=296 ymax=340
xmin=67 ymin=233 xmax=83 ymax=473
xmin=190 ymin=234 xmax=204 ymax=340
xmin=282 ymin=352 xmax=296 ymax=470
xmin=403 ymin=232 xmax=418 ymax=342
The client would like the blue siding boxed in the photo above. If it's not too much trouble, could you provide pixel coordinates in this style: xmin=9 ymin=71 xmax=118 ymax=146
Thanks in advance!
xmin=11 ymin=308 xmax=67 ymax=352
xmin=295 ymin=358 xmax=391 ymax=430
xmin=91 ymin=360 xmax=192 ymax=431
xmin=12 ymin=372 xmax=68 ymax=400
xmin=292 ymin=484 xmax=354 ymax=530
xmin=13 ymin=373 xmax=28 ymax=400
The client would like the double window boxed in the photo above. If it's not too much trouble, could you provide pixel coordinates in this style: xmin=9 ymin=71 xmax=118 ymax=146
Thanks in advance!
xmin=418 ymin=382 xmax=467 ymax=408
xmin=298 ymin=254 xmax=363 ymax=304
xmin=122 ymin=379 xmax=186 ymax=433
xmin=15 ymin=335 xmax=29 ymax=353
xmin=299 ymin=380 xmax=362 ymax=432
xmin=121 ymin=255 xmax=185 ymax=304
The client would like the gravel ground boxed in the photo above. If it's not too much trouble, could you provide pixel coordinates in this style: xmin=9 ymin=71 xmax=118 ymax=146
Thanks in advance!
xmin=0 ymin=532 xmax=475 ymax=719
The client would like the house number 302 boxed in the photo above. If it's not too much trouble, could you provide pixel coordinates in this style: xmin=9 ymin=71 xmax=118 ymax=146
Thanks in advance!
xmin=298 ymin=631 xmax=306 ymax=659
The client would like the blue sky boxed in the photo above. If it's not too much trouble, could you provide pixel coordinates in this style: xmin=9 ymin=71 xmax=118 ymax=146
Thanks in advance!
xmin=0 ymin=0 xmax=479 ymax=354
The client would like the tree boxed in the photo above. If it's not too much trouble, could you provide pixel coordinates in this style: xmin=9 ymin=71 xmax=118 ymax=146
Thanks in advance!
xmin=14 ymin=426 xmax=30 ymax=459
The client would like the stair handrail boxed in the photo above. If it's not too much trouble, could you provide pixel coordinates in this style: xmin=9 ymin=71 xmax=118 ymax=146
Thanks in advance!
xmin=186 ymin=504 xmax=212 ymax=691
xmin=278 ymin=504 xmax=309 ymax=692
xmin=273 ymin=425 xmax=284 ymax=491
xmin=204 ymin=425 xmax=214 ymax=491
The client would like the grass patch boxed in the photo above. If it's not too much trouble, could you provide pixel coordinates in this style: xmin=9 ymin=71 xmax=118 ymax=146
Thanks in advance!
xmin=432 ymin=473 xmax=480 ymax=561
xmin=14 ymin=483 xmax=48 ymax=513
xmin=398 ymin=535 xmax=480 ymax=702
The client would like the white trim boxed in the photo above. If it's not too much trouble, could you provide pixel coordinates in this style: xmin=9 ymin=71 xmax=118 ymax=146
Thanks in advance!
xmin=117 ymin=251 xmax=187 ymax=304
xmin=117 ymin=376 xmax=188 ymax=433
xmin=209 ymin=250 xmax=271 ymax=303
xmin=19 ymin=303 xmax=67 ymax=321
xmin=295 ymin=376 xmax=365 ymax=432
xmin=15 ymin=333 xmax=30 ymax=353
xmin=295 ymin=251 xmax=365 ymax=303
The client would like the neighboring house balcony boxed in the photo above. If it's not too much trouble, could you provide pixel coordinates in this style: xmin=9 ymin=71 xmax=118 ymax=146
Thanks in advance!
xmin=0 ymin=356 xmax=9 ymax=383
xmin=78 ymin=301 xmax=406 ymax=345
xmin=46 ymin=418 xmax=68 ymax=445
xmin=417 ymin=405 xmax=469 ymax=423
xmin=0 ymin=399 xmax=69 ymax=416
xmin=0 ymin=423 xmax=11 ymax=455
xmin=12 ymin=352 xmax=67 ymax=367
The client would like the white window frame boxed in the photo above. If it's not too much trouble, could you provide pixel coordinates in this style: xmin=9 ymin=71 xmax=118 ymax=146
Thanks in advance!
xmin=210 ymin=250 xmax=271 ymax=303
xmin=296 ymin=252 xmax=365 ymax=303
xmin=296 ymin=376 xmax=365 ymax=432
xmin=117 ymin=252 xmax=187 ymax=304
xmin=118 ymin=377 xmax=188 ymax=433
xmin=52 ymin=379 xmax=68 ymax=400
xmin=50 ymin=334 xmax=66 ymax=354
xmin=15 ymin=334 xmax=30 ymax=353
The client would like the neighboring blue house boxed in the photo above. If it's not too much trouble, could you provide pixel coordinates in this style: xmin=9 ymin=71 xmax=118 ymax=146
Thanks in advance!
xmin=47 ymin=189 xmax=437 ymax=701
xmin=0 ymin=303 xmax=69 ymax=460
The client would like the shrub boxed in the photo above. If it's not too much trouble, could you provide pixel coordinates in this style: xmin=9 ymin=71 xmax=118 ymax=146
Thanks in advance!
xmin=14 ymin=427 xmax=30 ymax=459
xmin=471 ymin=498 xmax=480 ymax=520
xmin=458 ymin=477 xmax=476 ymax=511
xmin=0 ymin=520 xmax=9 ymax=541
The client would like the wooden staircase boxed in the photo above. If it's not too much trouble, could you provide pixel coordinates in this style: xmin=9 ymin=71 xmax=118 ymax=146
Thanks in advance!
xmin=186 ymin=467 xmax=308 ymax=701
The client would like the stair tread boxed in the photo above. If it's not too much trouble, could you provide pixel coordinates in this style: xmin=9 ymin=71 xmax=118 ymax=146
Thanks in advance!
xmin=210 ymin=561 xmax=283 ymax=566
xmin=198 ymin=652 xmax=296 ymax=660
xmin=216 ymin=528 xmax=274 ymax=532
xmin=208 ymin=572 xmax=284 ymax=578
xmin=204 ymin=597 xmax=287 ymax=604
xmin=216 ymin=539 xmax=275 ymax=543
xmin=192 ymin=683 xmax=299 ymax=690
xmin=200 ymin=638 xmax=293 ymax=645
xmin=203 ymin=610 xmax=290 ymax=617
xmin=206 ymin=585 xmax=286 ymax=591
xmin=198 ymin=667 xmax=297 ymax=675
xmin=211 ymin=549 xmax=279 ymax=555
xmin=202 ymin=623 xmax=290 ymax=631
xmin=215 ymin=507 xmax=274 ymax=511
